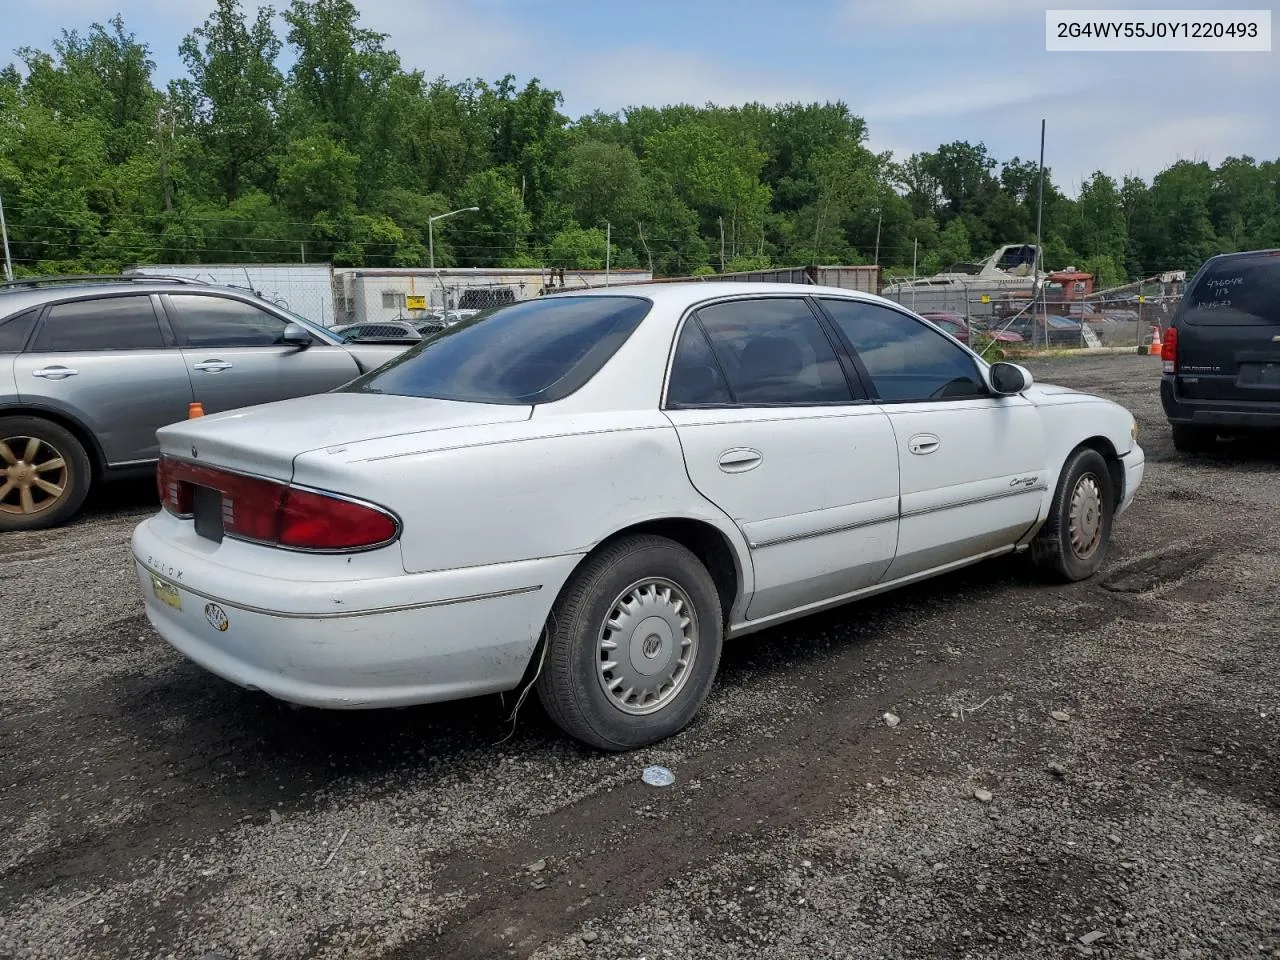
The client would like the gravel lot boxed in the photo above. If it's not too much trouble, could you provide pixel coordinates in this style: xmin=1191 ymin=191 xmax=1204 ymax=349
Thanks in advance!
xmin=2 ymin=353 xmax=1278 ymax=960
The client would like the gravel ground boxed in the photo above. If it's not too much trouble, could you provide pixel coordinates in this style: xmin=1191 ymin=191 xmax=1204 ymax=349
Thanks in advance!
xmin=2 ymin=353 xmax=1278 ymax=960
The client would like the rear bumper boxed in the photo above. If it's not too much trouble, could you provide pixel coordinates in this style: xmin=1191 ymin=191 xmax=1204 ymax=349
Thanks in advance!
xmin=1161 ymin=377 xmax=1280 ymax=428
xmin=131 ymin=515 xmax=580 ymax=709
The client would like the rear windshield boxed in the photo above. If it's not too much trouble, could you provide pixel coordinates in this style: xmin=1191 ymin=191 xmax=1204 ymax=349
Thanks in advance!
xmin=1181 ymin=253 xmax=1280 ymax=326
xmin=340 ymin=295 xmax=652 ymax=404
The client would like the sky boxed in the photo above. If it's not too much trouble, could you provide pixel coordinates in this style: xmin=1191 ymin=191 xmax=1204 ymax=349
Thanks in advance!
xmin=5 ymin=0 xmax=1278 ymax=196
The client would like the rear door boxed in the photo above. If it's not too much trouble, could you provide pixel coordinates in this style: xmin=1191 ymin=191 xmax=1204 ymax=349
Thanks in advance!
xmin=662 ymin=295 xmax=901 ymax=623
xmin=162 ymin=292 xmax=361 ymax=414
xmin=15 ymin=294 xmax=194 ymax=465
xmin=1172 ymin=252 xmax=1280 ymax=402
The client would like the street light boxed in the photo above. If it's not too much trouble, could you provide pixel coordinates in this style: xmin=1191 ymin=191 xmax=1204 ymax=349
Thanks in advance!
xmin=428 ymin=206 xmax=479 ymax=270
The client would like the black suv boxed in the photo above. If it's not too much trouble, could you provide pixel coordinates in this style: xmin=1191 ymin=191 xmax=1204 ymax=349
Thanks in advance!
xmin=1160 ymin=249 xmax=1280 ymax=452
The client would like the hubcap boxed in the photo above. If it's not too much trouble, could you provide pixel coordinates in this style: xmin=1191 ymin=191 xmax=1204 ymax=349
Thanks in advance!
xmin=0 ymin=436 xmax=69 ymax=517
xmin=1068 ymin=473 xmax=1104 ymax=559
xmin=597 ymin=578 xmax=698 ymax=716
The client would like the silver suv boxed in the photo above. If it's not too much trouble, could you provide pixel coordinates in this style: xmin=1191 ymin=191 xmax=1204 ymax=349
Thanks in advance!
xmin=0 ymin=275 xmax=412 ymax=531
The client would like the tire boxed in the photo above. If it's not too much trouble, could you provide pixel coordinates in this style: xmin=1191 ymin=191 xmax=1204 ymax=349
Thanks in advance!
xmin=1171 ymin=423 xmax=1217 ymax=454
xmin=1031 ymin=447 xmax=1115 ymax=583
xmin=535 ymin=534 xmax=724 ymax=751
xmin=0 ymin=416 xmax=92 ymax=532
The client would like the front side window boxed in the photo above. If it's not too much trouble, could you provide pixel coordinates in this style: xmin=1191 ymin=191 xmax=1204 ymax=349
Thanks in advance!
xmin=342 ymin=295 xmax=651 ymax=404
xmin=821 ymin=298 xmax=987 ymax=403
xmin=694 ymin=298 xmax=853 ymax=405
xmin=168 ymin=295 xmax=293 ymax=348
xmin=39 ymin=296 xmax=165 ymax=352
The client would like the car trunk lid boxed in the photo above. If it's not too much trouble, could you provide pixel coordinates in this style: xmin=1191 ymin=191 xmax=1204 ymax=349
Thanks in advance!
xmin=155 ymin=392 xmax=533 ymax=481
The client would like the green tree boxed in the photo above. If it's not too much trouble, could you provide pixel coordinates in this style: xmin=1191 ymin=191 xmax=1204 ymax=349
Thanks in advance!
xmin=177 ymin=0 xmax=283 ymax=200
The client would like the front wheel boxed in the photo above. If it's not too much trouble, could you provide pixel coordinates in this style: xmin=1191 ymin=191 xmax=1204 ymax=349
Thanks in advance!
xmin=536 ymin=534 xmax=724 ymax=751
xmin=1031 ymin=447 xmax=1115 ymax=582
xmin=0 ymin=416 xmax=92 ymax=532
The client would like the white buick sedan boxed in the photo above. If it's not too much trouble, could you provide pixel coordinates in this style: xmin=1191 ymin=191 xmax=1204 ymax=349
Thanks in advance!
xmin=132 ymin=283 xmax=1145 ymax=750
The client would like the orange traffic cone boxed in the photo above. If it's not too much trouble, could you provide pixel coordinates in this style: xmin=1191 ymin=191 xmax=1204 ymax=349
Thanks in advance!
xmin=1148 ymin=325 xmax=1162 ymax=356
xmin=188 ymin=401 xmax=205 ymax=418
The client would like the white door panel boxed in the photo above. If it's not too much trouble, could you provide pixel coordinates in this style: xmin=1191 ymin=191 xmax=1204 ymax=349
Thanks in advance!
xmin=884 ymin=397 xmax=1046 ymax=580
xmin=667 ymin=406 xmax=900 ymax=621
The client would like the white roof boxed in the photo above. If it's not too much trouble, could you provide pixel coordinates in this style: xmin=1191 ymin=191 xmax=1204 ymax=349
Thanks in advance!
xmin=546 ymin=280 xmax=901 ymax=311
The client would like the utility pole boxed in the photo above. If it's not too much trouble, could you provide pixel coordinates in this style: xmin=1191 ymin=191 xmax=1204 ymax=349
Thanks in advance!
xmin=873 ymin=209 xmax=882 ymax=266
xmin=911 ymin=238 xmax=918 ymax=311
xmin=605 ymin=222 xmax=611 ymax=286
xmin=0 ymin=188 xmax=13 ymax=282
xmin=719 ymin=217 xmax=725 ymax=273
xmin=1035 ymin=118 xmax=1047 ymax=348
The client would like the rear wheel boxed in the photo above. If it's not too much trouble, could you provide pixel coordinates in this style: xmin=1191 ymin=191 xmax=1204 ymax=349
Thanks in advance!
xmin=0 ymin=417 xmax=92 ymax=532
xmin=1031 ymin=447 xmax=1115 ymax=582
xmin=536 ymin=534 xmax=723 ymax=751
xmin=1171 ymin=423 xmax=1217 ymax=454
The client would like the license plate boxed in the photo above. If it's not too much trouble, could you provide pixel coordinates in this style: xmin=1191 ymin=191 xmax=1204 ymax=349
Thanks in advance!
xmin=150 ymin=574 xmax=183 ymax=611
xmin=1238 ymin=362 xmax=1280 ymax=387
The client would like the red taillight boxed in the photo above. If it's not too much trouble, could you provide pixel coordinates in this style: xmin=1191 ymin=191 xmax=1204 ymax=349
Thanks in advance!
xmin=156 ymin=457 xmax=193 ymax=516
xmin=156 ymin=456 xmax=399 ymax=552
xmin=277 ymin=487 xmax=399 ymax=550
xmin=1161 ymin=325 xmax=1178 ymax=373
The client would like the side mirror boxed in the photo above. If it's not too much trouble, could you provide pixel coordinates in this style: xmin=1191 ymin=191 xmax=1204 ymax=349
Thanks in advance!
xmin=281 ymin=322 xmax=312 ymax=346
xmin=989 ymin=361 xmax=1033 ymax=395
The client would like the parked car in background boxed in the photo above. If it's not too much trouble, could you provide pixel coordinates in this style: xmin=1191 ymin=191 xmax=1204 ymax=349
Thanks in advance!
xmin=0 ymin=275 xmax=412 ymax=531
xmin=1003 ymin=313 xmax=1085 ymax=347
xmin=1160 ymin=248 xmax=1280 ymax=452
xmin=331 ymin=321 xmax=423 ymax=343
xmin=919 ymin=312 xmax=1024 ymax=345
xmin=132 ymin=283 xmax=1144 ymax=751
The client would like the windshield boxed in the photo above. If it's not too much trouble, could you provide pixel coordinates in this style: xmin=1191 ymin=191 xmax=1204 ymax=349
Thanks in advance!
xmin=340 ymin=295 xmax=652 ymax=404
xmin=1181 ymin=253 xmax=1280 ymax=327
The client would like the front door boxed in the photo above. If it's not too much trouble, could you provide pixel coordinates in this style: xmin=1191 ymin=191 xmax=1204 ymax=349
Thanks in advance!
xmin=15 ymin=294 xmax=194 ymax=465
xmin=818 ymin=297 xmax=1046 ymax=582
xmin=161 ymin=293 xmax=362 ymax=415
xmin=662 ymin=296 xmax=901 ymax=622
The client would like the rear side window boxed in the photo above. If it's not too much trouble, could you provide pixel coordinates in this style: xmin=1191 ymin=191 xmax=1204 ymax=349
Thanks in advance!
xmin=0 ymin=309 xmax=37 ymax=353
xmin=694 ymin=298 xmax=853 ymax=405
xmin=666 ymin=318 xmax=733 ymax=406
xmin=342 ymin=296 xmax=651 ymax=404
xmin=37 ymin=296 xmax=165 ymax=352
xmin=1182 ymin=254 xmax=1280 ymax=326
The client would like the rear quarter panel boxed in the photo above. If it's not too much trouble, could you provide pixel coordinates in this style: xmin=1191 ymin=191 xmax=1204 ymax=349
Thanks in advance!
xmin=290 ymin=410 xmax=754 ymax=590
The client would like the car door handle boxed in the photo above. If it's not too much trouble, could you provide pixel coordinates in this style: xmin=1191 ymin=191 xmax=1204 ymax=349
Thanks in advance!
xmin=32 ymin=366 xmax=79 ymax=380
xmin=193 ymin=360 xmax=233 ymax=372
xmin=718 ymin=448 xmax=763 ymax=473
xmin=908 ymin=434 xmax=941 ymax=455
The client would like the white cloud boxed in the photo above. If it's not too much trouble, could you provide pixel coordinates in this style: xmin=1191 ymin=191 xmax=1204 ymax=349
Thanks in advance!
xmin=555 ymin=47 xmax=829 ymax=115
xmin=315 ymin=0 xmax=528 ymax=80
xmin=843 ymin=0 xmax=1031 ymax=26
xmin=864 ymin=73 xmax=1098 ymax=122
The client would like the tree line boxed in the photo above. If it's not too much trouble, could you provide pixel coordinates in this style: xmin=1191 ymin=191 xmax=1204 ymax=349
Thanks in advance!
xmin=1 ymin=0 xmax=1277 ymax=285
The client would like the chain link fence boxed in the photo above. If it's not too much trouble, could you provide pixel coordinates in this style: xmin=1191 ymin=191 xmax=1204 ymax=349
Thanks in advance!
xmin=124 ymin=263 xmax=340 ymax=328
xmin=879 ymin=271 xmax=1185 ymax=354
